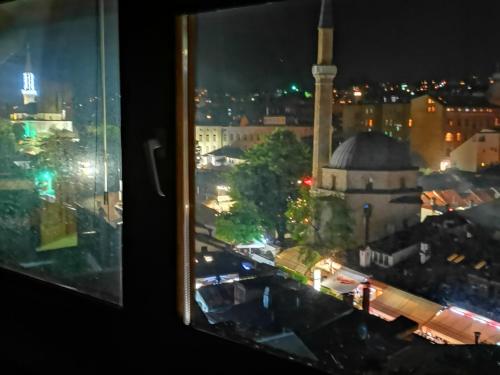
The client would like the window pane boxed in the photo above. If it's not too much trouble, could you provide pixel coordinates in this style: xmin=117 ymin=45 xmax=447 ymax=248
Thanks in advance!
xmin=0 ymin=0 xmax=122 ymax=304
xmin=190 ymin=0 xmax=500 ymax=373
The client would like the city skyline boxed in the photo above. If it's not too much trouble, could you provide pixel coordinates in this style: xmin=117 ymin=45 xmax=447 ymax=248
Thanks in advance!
xmin=197 ymin=0 xmax=500 ymax=94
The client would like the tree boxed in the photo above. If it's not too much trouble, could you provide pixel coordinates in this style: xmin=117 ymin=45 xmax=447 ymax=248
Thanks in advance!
xmin=0 ymin=119 xmax=16 ymax=171
xmin=215 ymin=201 xmax=264 ymax=245
xmin=33 ymin=129 xmax=81 ymax=202
xmin=286 ymin=187 xmax=354 ymax=257
xmin=229 ymin=129 xmax=310 ymax=241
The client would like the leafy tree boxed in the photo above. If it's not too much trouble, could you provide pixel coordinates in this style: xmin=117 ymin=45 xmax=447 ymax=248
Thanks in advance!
xmin=286 ymin=187 xmax=354 ymax=257
xmin=215 ymin=201 xmax=264 ymax=245
xmin=298 ymin=246 xmax=322 ymax=270
xmin=229 ymin=129 xmax=310 ymax=241
xmin=0 ymin=119 xmax=16 ymax=170
xmin=32 ymin=129 xmax=82 ymax=203
xmin=286 ymin=186 xmax=314 ymax=244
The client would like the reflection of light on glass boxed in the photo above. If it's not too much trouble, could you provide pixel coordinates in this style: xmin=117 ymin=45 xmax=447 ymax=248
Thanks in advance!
xmin=80 ymin=161 xmax=97 ymax=177
xmin=203 ymin=255 xmax=213 ymax=263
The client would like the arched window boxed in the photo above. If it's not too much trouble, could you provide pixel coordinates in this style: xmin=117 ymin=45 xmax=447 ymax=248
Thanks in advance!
xmin=445 ymin=132 xmax=453 ymax=142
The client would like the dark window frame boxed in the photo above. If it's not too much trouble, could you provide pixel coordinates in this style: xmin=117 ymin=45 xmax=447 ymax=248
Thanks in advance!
xmin=0 ymin=1 xmax=323 ymax=374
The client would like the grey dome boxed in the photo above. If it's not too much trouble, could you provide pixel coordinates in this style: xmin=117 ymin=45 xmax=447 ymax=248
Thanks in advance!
xmin=329 ymin=132 xmax=415 ymax=170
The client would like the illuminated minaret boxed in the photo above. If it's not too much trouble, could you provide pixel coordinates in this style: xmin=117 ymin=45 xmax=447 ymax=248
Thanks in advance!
xmin=21 ymin=44 xmax=38 ymax=105
xmin=312 ymin=0 xmax=336 ymax=189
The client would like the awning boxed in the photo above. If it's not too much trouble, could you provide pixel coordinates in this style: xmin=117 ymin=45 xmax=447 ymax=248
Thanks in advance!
xmin=321 ymin=268 xmax=367 ymax=294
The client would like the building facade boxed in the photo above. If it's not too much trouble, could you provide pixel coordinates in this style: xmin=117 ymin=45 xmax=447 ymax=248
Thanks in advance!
xmin=409 ymin=94 xmax=500 ymax=170
xmin=450 ymin=129 xmax=500 ymax=172
xmin=336 ymin=94 xmax=500 ymax=170
xmin=340 ymin=103 xmax=411 ymax=141
xmin=195 ymin=125 xmax=313 ymax=155
xmin=316 ymin=132 xmax=421 ymax=245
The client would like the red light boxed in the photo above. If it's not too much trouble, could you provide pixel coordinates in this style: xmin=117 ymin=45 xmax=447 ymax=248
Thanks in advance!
xmin=303 ymin=177 xmax=313 ymax=187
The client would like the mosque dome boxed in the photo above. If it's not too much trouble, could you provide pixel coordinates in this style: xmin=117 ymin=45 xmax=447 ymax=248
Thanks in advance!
xmin=329 ymin=131 xmax=414 ymax=170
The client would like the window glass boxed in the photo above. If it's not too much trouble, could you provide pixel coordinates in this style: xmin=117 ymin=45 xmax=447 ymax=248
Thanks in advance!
xmin=0 ymin=0 xmax=122 ymax=304
xmin=190 ymin=0 xmax=500 ymax=373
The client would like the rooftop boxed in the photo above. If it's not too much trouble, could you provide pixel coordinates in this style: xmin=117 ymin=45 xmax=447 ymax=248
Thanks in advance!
xmin=329 ymin=132 xmax=415 ymax=171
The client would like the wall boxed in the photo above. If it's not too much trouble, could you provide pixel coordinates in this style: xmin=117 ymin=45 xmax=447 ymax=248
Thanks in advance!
xmin=345 ymin=192 xmax=420 ymax=244
xmin=381 ymin=103 xmax=411 ymax=140
xmin=410 ymin=95 xmax=445 ymax=170
xmin=196 ymin=125 xmax=313 ymax=154
xmin=450 ymin=134 xmax=478 ymax=172
xmin=341 ymin=104 xmax=380 ymax=138
xmin=321 ymin=168 xmax=418 ymax=192
xmin=391 ymin=243 xmax=419 ymax=266
xmin=345 ymin=170 xmax=418 ymax=191
xmin=451 ymin=131 xmax=500 ymax=172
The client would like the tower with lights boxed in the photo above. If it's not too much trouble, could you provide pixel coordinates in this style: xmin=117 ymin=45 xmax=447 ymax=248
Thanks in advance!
xmin=21 ymin=44 xmax=38 ymax=106
xmin=312 ymin=0 xmax=336 ymax=189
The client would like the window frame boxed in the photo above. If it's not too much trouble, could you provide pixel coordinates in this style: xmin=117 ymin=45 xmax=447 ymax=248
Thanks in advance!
xmin=0 ymin=0 xmax=324 ymax=374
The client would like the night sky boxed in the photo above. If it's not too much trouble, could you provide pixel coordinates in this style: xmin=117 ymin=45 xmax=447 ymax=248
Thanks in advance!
xmin=196 ymin=0 xmax=500 ymax=93
xmin=0 ymin=0 xmax=119 ymax=112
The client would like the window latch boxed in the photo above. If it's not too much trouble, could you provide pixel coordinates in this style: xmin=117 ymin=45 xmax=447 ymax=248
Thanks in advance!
xmin=145 ymin=138 xmax=165 ymax=197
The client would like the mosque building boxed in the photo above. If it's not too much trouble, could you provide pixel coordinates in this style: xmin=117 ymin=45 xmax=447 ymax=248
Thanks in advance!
xmin=311 ymin=0 xmax=421 ymax=245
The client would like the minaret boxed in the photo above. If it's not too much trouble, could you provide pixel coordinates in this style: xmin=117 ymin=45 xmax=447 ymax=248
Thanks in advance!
xmin=21 ymin=44 xmax=38 ymax=105
xmin=312 ymin=0 xmax=336 ymax=189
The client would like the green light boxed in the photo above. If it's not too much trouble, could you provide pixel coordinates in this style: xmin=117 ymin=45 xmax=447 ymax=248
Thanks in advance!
xmin=290 ymin=84 xmax=299 ymax=92
xmin=35 ymin=170 xmax=56 ymax=199
xmin=304 ymin=91 xmax=312 ymax=98
xmin=23 ymin=122 xmax=37 ymax=138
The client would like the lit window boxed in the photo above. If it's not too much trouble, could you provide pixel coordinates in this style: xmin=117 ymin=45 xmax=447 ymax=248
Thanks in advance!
xmin=456 ymin=132 xmax=462 ymax=141
xmin=368 ymin=118 xmax=373 ymax=127
xmin=445 ymin=132 xmax=454 ymax=142
xmin=448 ymin=120 xmax=453 ymax=127
xmin=408 ymin=118 xmax=413 ymax=127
